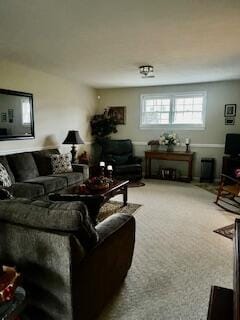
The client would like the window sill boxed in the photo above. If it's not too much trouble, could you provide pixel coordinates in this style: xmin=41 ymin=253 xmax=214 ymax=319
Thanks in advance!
xmin=139 ymin=124 xmax=206 ymax=131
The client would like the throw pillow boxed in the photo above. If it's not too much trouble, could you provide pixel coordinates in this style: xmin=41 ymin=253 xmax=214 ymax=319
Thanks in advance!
xmin=51 ymin=153 xmax=73 ymax=174
xmin=0 ymin=163 xmax=12 ymax=187
xmin=0 ymin=188 xmax=13 ymax=200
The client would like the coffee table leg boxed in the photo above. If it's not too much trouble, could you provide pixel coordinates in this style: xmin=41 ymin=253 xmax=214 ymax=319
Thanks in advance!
xmin=123 ymin=185 xmax=128 ymax=206
xmin=84 ymin=197 xmax=104 ymax=226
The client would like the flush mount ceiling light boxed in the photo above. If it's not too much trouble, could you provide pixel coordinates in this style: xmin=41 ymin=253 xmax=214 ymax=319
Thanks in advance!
xmin=139 ymin=65 xmax=155 ymax=78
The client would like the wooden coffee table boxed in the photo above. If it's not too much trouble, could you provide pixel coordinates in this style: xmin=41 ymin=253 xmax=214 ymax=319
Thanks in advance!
xmin=49 ymin=180 xmax=129 ymax=225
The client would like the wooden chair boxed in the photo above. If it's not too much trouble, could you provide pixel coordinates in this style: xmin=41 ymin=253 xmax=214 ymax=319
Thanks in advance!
xmin=215 ymin=174 xmax=240 ymax=214
xmin=207 ymin=219 xmax=240 ymax=320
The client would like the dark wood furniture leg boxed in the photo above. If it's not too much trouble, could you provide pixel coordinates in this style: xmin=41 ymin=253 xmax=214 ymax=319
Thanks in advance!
xmin=215 ymin=176 xmax=224 ymax=205
xmin=145 ymin=157 xmax=148 ymax=178
xmin=149 ymin=158 xmax=152 ymax=178
xmin=188 ymin=159 xmax=193 ymax=181
xmin=123 ymin=185 xmax=128 ymax=206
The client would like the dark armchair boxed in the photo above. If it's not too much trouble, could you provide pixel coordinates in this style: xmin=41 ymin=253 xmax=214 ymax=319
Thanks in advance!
xmin=101 ymin=139 xmax=142 ymax=181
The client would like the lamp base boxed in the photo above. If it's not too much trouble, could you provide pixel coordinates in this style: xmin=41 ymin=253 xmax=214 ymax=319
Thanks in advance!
xmin=71 ymin=145 xmax=77 ymax=163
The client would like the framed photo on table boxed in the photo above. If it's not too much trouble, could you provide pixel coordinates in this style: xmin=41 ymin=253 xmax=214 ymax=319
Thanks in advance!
xmin=225 ymin=104 xmax=236 ymax=117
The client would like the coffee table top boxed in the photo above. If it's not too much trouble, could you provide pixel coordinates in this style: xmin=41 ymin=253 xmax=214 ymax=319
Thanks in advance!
xmin=62 ymin=180 xmax=129 ymax=196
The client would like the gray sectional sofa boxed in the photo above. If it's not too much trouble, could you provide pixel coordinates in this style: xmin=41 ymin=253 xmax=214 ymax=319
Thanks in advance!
xmin=0 ymin=148 xmax=89 ymax=199
xmin=0 ymin=197 xmax=136 ymax=320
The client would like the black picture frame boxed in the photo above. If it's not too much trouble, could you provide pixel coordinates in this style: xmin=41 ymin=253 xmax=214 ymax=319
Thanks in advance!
xmin=225 ymin=117 xmax=235 ymax=125
xmin=1 ymin=113 xmax=7 ymax=122
xmin=224 ymin=104 xmax=236 ymax=117
xmin=0 ymin=88 xmax=34 ymax=141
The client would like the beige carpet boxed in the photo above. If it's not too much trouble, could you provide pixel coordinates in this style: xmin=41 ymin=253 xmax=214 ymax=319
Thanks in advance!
xmin=98 ymin=180 xmax=237 ymax=320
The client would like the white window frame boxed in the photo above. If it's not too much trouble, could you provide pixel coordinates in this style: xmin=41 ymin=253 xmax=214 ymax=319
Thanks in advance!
xmin=140 ymin=91 xmax=207 ymax=130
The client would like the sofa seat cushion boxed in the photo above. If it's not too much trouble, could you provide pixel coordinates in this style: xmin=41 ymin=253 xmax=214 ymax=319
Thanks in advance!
xmin=8 ymin=182 xmax=45 ymax=199
xmin=111 ymin=153 xmax=133 ymax=165
xmin=7 ymin=152 xmax=39 ymax=182
xmin=24 ymin=176 xmax=67 ymax=194
xmin=32 ymin=149 xmax=60 ymax=176
xmin=0 ymin=199 xmax=99 ymax=250
xmin=51 ymin=172 xmax=83 ymax=186
xmin=0 ymin=156 xmax=15 ymax=183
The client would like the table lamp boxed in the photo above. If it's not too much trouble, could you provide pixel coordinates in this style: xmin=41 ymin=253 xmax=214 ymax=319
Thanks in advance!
xmin=63 ymin=130 xmax=84 ymax=163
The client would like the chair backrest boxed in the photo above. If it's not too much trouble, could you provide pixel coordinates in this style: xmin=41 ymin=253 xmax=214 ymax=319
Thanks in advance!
xmin=101 ymin=139 xmax=133 ymax=156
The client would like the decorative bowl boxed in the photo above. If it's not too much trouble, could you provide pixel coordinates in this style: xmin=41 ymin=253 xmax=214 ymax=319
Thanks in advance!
xmin=87 ymin=182 xmax=109 ymax=191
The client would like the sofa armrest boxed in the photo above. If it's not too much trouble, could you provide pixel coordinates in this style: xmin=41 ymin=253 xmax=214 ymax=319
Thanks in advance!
xmin=72 ymin=164 xmax=89 ymax=180
xmin=95 ymin=212 xmax=135 ymax=243
xmin=71 ymin=212 xmax=135 ymax=319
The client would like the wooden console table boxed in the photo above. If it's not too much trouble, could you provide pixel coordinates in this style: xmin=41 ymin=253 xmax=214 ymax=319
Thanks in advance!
xmin=145 ymin=150 xmax=195 ymax=182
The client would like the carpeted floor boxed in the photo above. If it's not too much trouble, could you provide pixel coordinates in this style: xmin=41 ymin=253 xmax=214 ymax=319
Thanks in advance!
xmin=98 ymin=179 xmax=236 ymax=320
xmin=191 ymin=181 xmax=219 ymax=195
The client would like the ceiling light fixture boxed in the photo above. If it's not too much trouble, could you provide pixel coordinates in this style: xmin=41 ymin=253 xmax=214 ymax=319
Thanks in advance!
xmin=139 ymin=65 xmax=155 ymax=78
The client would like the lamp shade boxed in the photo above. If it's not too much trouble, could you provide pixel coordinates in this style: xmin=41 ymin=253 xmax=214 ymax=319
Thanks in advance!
xmin=63 ymin=130 xmax=84 ymax=145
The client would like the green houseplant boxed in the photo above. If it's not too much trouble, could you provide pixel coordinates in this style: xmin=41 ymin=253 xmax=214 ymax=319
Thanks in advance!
xmin=90 ymin=109 xmax=118 ymax=143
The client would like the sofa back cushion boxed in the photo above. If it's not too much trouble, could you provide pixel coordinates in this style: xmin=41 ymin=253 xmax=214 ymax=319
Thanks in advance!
xmin=32 ymin=149 xmax=60 ymax=176
xmin=0 ymin=199 xmax=98 ymax=250
xmin=0 ymin=156 xmax=15 ymax=184
xmin=7 ymin=152 xmax=39 ymax=182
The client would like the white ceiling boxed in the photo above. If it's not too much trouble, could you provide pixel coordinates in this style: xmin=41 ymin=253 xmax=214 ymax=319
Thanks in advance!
xmin=0 ymin=0 xmax=240 ymax=88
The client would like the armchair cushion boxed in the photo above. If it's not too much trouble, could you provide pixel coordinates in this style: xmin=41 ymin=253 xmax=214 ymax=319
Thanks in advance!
xmin=127 ymin=155 xmax=142 ymax=164
xmin=101 ymin=139 xmax=143 ymax=181
xmin=111 ymin=153 xmax=132 ymax=165
xmin=0 ymin=199 xmax=98 ymax=250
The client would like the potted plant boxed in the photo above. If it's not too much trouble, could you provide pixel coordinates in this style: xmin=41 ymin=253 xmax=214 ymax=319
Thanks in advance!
xmin=159 ymin=133 xmax=180 ymax=152
xmin=90 ymin=109 xmax=118 ymax=143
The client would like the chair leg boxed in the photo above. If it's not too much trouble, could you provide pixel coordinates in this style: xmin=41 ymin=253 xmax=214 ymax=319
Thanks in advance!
xmin=215 ymin=179 xmax=224 ymax=205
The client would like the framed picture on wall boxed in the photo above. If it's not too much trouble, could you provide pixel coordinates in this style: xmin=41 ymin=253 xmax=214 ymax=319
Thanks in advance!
xmin=225 ymin=117 xmax=235 ymax=125
xmin=108 ymin=106 xmax=126 ymax=125
xmin=224 ymin=104 xmax=236 ymax=117
xmin=1 ymin=113 xmax=7 ymax=122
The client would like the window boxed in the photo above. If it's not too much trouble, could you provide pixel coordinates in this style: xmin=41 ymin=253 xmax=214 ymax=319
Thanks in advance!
xmin=22 ymin=101 xmax=31 ymax=125
xmin=140 ymin=92 xmax=206 ymax=130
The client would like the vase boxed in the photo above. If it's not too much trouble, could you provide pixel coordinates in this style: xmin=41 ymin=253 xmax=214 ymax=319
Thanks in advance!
xmin=167 ymin=145 xmax=174 ymax=152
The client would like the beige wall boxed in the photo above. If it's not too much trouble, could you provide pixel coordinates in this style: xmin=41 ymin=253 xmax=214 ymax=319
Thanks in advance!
xmin=0 ymin=60 xmax=96 ymax=155
xmin=97 ymin=80 xmax=240 ymax=179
